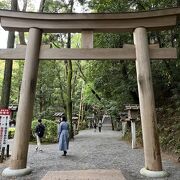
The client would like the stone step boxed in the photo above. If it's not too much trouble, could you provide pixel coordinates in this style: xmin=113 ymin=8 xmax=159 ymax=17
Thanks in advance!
xmin=102 ymin=124 xmax=112 ymax=130
xmin=42 ymin=169 xmax=126 ymax=180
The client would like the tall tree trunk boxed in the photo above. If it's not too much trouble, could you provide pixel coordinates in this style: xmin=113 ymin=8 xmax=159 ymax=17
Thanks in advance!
xmin=18 ymin=0 xmax=27 ymax=45
xmin=66 ymin=32 xmax=73 ymax=138
xmin=39 ymin=92 xmax=44 ymax=113
xmin=59 ymin=85 xmax=66 ymax=114
xmin=55 ymin=61 xmax=67 ymax=114
xmin=177 ymin=0 xmax=180 ymax=50
xmin=76 ymin=61 xmax=103 ymax=103
xmin=77 ymin=83 xmax=84 ymax=131
xmin=39 ymin=0 xmax=46 ymax=12
xmin=71 ymin=69 xmax=77 ymax=98
xmin=67 ymin=59 xmax=73 ymax=138
xmin=19 ymin=32 xmax=26 ymax=45
xmin=18 ymin=25 xmax=26 ymax=45
xmin=66 ymin=0 xmax=74 ymax=138
xmin=37 ymin=0 xmax=47 ymax=114
xmin=0 ymin=0 xmax=18 ymax=108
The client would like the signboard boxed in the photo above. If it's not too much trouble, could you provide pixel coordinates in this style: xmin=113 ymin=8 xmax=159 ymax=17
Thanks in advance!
xmin=0 ymin=109 xmax=11 ymax=151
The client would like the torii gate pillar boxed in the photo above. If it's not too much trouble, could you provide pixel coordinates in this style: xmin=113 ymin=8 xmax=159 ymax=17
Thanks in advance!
xmin=133 ymin=27 xmax=168 ymax=178
xmin=2 ymin=28 xmax=42 ymax=177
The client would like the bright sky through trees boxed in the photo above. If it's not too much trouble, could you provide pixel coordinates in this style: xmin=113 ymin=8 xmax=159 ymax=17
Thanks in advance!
xmin=0 ymin=0 xmax=40 ymax=48
xmin=0 ymin=27 xmax=8 ymax=48
xmin=0 ymin=0 xmax=89 ymax=48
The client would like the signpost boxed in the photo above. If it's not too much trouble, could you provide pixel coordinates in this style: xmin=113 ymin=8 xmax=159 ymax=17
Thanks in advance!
xmin=0 ymin=109 xmax=11 ymax=162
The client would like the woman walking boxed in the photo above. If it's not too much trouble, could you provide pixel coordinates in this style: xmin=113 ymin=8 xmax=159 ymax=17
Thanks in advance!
xmin=58 ymin=115 xmax=69 ymax=156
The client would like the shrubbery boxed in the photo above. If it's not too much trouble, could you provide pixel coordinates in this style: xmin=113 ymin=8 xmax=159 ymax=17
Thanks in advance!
xmin=31 ymin=119 xmax=58 ymax=143
xmin=8 ymin=127 xmax=15 ymax=139
xmin=122 ymin=109 xmax=180 ymax=156
xmin=79 ymin=120 xmax=88 ymax=130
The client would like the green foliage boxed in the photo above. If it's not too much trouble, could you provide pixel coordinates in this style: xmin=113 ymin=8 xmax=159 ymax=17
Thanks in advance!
xmin=86 ymin=2 xmax=180 ymax=103
xmin=8 ymin=127 xmax=15 ymax=139
xmin=0 ymin=0 xmax=10 ymax=9
xmin=10 ymin=60 xmax=24 ymax=104
xmin=43 ymin=0 xmax=63 ymax=13
xmin=89 ymin=0 xmax=130 ymax=13
xmin=31 ymin=119 xmax=58 ymax=143
xmin=83 ymin=60 xmax=138 ymax=116
xmin=128 ymin=0 xmax=177 ymax=11
xmin=35 ymin=61 xmax=59 ymax=118
xmin=43 ymin=0 xmax=75 ymax=13
xmin=124 ymin=111 xmax=180 ymax=155
xmin=0 ymin=61 xmax=5 ymax=101
xmin=158 ymin=109 xmax=180 ymax=154
xmin=86 ymin=0 xmax=180 ymax=155
xmin=79 ymin=120 xmax=88 ymax=130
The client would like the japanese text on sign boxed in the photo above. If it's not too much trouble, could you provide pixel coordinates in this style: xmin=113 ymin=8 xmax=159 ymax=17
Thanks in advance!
xmin=0 ymin=109 xmax=11 ymax=151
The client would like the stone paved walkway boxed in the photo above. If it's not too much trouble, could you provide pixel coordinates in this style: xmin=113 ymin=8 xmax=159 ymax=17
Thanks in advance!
xmin=0 ymin=129 xmax=179 ymax=180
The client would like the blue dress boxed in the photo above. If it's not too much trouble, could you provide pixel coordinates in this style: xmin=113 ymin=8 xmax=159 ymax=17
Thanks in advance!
xmin=58 ymin=121 xmax=69 ymax=151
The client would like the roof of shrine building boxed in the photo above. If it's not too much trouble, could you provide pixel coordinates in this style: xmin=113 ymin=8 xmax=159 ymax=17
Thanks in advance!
xmin=0 ymin=7 xmax=180 ymax=32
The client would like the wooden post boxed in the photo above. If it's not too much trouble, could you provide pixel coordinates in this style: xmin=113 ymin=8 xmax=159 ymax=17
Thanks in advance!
xmin=133 ymin=27 xmax=162 ymax=171
xmin=131 ymin=121 xmax=136 ymax=149
xmin=9 ymin=28 xmax=42 ymax=170
xmin=0 ymin=147 xmax=5 ymax=163
xmin=122 ymin=121 xmax=127 ymax=137
xmin=81 ymin=31 xmax=93 ymax=48
xmin=6 ymin=144 xmax=9 ymax=157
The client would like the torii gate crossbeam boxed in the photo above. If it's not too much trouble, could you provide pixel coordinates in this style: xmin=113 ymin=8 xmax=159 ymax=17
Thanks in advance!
xmin=0 ymin=45 xmax=177 ymax=60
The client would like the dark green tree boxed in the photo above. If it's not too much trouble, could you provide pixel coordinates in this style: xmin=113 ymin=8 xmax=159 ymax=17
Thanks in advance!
xmin=0 ymin=0 xmax=18 ymax=108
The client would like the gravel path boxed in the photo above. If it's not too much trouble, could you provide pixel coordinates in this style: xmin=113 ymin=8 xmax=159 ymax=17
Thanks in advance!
xmin=0 ymin=129 xmax=179 ymax=180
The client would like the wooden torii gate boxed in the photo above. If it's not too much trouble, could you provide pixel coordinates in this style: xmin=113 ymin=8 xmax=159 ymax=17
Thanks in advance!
xmin=0 ymin=8 xmax=179 ymax=178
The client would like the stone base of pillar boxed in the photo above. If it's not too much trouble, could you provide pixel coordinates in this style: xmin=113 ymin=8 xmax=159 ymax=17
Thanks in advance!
xmin=2 ymin=167 xmax=32 ymax=177
xmin=140 ymin=167 xmax=169 ymax=178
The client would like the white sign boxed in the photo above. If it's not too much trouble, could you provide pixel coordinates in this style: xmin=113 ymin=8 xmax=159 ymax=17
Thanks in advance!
xmin=0 ymin=109 xmax=11 ymax=151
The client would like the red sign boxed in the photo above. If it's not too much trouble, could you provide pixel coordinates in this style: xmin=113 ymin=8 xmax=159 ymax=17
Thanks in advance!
xmin=0 ymin=109 xmax=11 ymax=116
